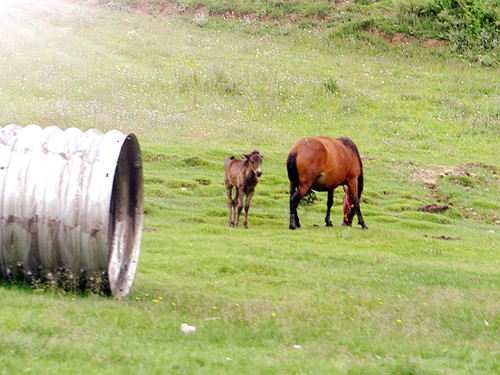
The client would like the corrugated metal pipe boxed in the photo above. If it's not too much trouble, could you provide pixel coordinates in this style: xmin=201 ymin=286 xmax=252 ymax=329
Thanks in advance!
xmin=0 ymin=125 xmax=144 ymax=297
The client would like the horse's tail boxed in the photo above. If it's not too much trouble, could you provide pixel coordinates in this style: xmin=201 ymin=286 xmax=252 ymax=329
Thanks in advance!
xmin=224 ymin=155 xmax=235 ymax=169
xmin=358 ymin=167 xmax=364 ymax=199
xmin=286 ymin=152 xmax=300 ymax=189
xmin=341 ymin=137 xmax=364 ymax=199
xmin=287 ymin=152 xmax=316 ymax=205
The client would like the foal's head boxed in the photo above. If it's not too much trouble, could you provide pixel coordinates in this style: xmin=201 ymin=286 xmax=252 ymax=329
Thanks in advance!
xmin=244 ymin=151 xmax=263 ymax=177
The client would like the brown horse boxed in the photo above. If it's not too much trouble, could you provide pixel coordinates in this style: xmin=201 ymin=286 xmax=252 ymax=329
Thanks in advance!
xmin=225 ymin=151 xmax=263 ymax=229
xmin=286 ymin=136 xmax=368 ymax=230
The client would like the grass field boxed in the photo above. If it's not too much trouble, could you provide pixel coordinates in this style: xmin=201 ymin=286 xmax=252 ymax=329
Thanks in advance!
xmin=0 ymin=0 xmax=499 ymax=374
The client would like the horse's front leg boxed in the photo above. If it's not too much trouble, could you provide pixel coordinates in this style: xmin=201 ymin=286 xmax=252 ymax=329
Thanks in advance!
xmin=243 ymin=189 xmax=255 ymax=229
xmin=325 ymin=190 xmax=333 ymax=227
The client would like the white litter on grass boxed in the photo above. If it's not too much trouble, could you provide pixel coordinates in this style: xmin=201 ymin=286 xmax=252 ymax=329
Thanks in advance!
xmin=181 ymin=323 xmax=196 ymax=334
xmin=293 ymin=345 xmax=302 ymax=350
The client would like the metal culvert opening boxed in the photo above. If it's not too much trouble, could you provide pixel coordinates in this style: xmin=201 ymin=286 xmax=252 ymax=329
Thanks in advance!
xmin=108 ymin=134 xmax=144 ymax=298
xmin=0 ymin=125 xmax=144 ymax=297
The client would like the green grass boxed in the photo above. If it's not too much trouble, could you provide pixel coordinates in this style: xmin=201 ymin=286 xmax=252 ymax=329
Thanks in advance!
xmin=0 ymin=0 xmax=499 ymax=374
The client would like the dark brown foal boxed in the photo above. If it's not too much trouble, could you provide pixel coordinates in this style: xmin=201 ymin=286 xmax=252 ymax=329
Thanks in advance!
xmin=224 ymin=151 xmax=263 ymax=229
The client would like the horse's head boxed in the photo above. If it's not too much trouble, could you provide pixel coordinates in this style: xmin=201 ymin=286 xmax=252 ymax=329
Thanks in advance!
xmin=244 ymin=151 xmax=263 ymax=177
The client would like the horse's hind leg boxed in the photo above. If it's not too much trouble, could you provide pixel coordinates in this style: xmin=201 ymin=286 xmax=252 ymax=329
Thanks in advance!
xmin=325 ymin=190 xmax=334 ymax=227
xmin=289 ymin=183 xmax=302 ymax=230
xmin=346 ymin=180 xmax=368 ymax=230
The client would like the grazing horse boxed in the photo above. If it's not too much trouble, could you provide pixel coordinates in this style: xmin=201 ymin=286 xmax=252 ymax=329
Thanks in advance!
xmin=225 ymin=151 xmax=263 ymax=229
xmin=287 ymin=136 xmax=368 ymax=230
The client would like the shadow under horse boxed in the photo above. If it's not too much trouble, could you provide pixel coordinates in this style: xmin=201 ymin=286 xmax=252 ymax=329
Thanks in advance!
xmin=287 ymin=136 xmax=368 ymax=230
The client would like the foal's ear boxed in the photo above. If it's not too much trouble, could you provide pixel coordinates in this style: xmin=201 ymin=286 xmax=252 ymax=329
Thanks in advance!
xmin=243 ymin=153 xmax=250 ymax=159
xmin=343 ymin=185 xmax=349 ymax=194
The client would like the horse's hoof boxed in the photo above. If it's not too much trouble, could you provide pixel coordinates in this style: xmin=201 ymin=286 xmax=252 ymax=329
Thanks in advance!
xmin=361 ymin=225 xmax=369 ymax=230
xmin=342 ymin=222 xmax=352 ymax=227
xmin=289 ymin=225 xmax=298 ymax=230
xmin=325 ymin=222 xmax=333 ymax=227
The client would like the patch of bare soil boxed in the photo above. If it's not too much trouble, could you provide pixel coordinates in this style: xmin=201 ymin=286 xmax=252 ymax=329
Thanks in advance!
xmin=409 ymin=162 xmax=498 ymax=185
xmin=129 ymin=2 xmax=148 ymax=15
xmin=363 ymin=25 xmax=383 ymax=37
xmin=385 ymin=32 xmax=418 ymax=45
xmin=463 ymin=162 xmax=498 ymax=175
xmin=100 ymin=0 xmax=451 ymax=44
xmin=127 ymin=0 xmax=208 ymax=18
xmin=406 ymin=162 xmax=449 ymax=182
xmin=363 ymin=25 xmax=446 ymax=48
xmin=125 ymin=0 xmax=299 ymax=26
xmin=219 ymin=11 xmax=295 ymax=26
xmin=418 ymin=203 xmax=449 ymax=213
xmin=421 ymin=38 xmax=445 ymax=48
xmin=157 ymin=2 xmax=181 ymax=17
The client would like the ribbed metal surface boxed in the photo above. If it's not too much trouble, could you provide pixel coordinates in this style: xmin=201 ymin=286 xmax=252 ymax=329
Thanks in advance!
xmin=0 ymin=124 xmax=143 ymax=297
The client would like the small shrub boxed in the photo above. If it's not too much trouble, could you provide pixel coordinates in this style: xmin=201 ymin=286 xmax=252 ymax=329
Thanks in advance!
xmin=323 ymin=77 xmax=339 ymax=94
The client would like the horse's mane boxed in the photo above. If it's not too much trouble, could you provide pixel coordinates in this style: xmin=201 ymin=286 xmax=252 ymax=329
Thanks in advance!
xmin=341 ymin=137 xmax=364 ymax=198
xmin=341 ymin=137 xmax=360 ymax=155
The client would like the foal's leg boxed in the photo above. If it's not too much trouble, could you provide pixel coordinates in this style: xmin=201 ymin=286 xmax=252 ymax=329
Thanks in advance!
xmin=226 ymin=185 xmax=234 ymax=227
xmin=234 ymin=188 xmax=245 ymax=228
xmin=346 ymin=179 xmax=368 ymax=230
xmin=232 ymin=192 xmax=239 ymax=228
xmin=325 ymin=190 xmax=334 ymax=227
xmin=243 ymin=188 xmax=255 ymax=229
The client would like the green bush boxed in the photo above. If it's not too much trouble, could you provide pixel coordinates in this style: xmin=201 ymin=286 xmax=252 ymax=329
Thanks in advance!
xmin=322 ymin=77 xmax=339 ymax=94
xmin=396 ymin=0 xmax=500 ymax=61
